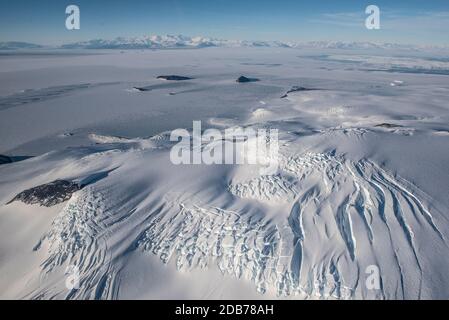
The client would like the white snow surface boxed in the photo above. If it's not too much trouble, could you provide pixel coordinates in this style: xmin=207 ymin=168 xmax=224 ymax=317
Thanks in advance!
xmin=0 ymin=47 xmax=449 ymax=300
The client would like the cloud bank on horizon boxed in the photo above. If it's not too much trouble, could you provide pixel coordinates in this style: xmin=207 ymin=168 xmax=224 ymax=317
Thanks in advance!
xmin=0 ymin=0 xmax=448 ymax=46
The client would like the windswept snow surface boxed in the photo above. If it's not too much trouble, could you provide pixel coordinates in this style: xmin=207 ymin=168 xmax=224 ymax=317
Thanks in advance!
xmin=0 ymin=47 xmax=449 ymax=300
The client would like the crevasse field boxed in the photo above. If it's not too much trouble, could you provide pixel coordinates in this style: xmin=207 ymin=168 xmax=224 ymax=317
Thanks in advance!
xmin=0 ymin=47 xmax=449 ymax=299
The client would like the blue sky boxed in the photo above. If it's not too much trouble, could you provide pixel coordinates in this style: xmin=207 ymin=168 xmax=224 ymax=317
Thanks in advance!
xmin=0 ymin=0 xmax=448 ymax=45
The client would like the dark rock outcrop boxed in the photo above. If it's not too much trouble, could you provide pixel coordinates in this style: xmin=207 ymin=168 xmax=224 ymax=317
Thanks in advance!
xmin=8 ymin=180 xmax=81 ymax=207
xmin=236 ymin=76 xmax=260 ymax=83
xmin=7 ymin=169 xmax=115 ymax=207
xmin=157 ymin=75 xmax=193 ymax=81
xmin=0 ymin=155 xmax=12 ymax=165
xmin=133 ymin=87 xmax=151 ymax=92
xmin=281 ymin=86 xmax=319 ymax=98
xmin=0 ymin=155 xmax=34 ymax=166
xmin=375 ymin=123 xmax=403 ymax=128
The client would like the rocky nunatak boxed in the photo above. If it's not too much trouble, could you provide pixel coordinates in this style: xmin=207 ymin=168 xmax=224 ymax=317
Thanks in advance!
xmin=0 ymin=155 xmax=12 ymax=165
xmin=8 ymin=180 xmax=82 ymax=207
xmin=236 ymin=76 xmax=260 ymax=83
xmin=157 ymin=75 xmax=193 ymax=81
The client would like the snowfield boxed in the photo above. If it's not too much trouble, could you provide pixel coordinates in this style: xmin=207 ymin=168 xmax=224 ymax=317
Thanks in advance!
xmin=0 ymin=46 xmax=448 ymax=300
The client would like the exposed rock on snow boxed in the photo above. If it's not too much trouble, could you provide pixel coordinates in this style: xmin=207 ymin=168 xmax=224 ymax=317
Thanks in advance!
xmin=237 ymin=76 xmax=260 ymax=83
xmin=375 ymin=123 xmax=403 ymax=128
xmin=8 ymin=169 xmax=114 ymax=207
xmin=280 ymin=86 xmax=319 ymax=98
xmin=127 ymin=81 xmax=194 ymax=94
xmin=132 ymin=87 xmax=151 ymax=92
xmin=0 ymin=155 xmax=33 ymax=165
xmin=0 ymin=155 xmax=12 ymax=165
xmin=157 ymin=75 xmax=193 ymax=81
xmin=8 ymin=180 xmax=82 ymax=207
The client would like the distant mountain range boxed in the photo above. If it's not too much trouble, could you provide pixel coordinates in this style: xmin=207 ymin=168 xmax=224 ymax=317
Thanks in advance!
xmin=1 ymin=35 xmax=447 ymax=51
xmin=58 ymin=35 xmax=439 ymax=50
xmin=0 ymin=41 xmax=43 ymax=50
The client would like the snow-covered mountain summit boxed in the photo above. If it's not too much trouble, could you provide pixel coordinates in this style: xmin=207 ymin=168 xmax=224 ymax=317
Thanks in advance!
xmin=60 ymin=35 xmax=222 ymax=49
xmin=59 ymin=34 xmax=444 ymax=51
